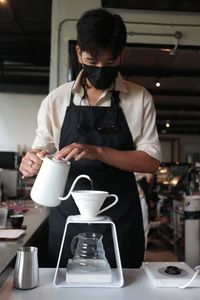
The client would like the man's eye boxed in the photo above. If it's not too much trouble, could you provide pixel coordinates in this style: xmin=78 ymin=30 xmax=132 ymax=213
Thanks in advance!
xmin=107 ymin=62 xmax=115 ymax=65
xmin=105 ymin=60 xmax=116 ymax=65
xmin=86 ymin=58 xmax=97 ymax=64
xmin=86 ymin=61 xmax=96 ymax=65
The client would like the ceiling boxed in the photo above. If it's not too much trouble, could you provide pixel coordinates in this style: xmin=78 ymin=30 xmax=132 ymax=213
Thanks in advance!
xmin=121 ymin=45 xmax=200 ymax=135
xmin=0 ymin=0 xmax=200 ymax=135
xmin=0 ymin=0 xmax=51 ymax=93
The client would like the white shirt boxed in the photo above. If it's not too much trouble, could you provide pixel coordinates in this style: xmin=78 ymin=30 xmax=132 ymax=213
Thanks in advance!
xmin=32 ymin=71 xmax=161 ymax=162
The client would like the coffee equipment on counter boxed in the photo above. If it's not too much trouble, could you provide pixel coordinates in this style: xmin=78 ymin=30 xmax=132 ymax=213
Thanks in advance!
xmin=52 ymin=175 xmax=123 ymax=288
xmin=0 ymin=182 xmax=4 ymax=203
xmin=30 ymin=154 xmax=71 ymax=207
xmin=184 ymin=195 xmax=200 ymax=268
xmin=70 ymin=232 xmax=108 ymax=271
xmin=184 ymin=163 xmax=200 ymax=268
xmin=30 ymin=155 xmax=118 ymax=211
xmin=13 ymin=246 xmax=39 ymax=290
xmin=0 ymin=151 xmax=22 ymax=199
xmin=10 ymin=214 xmax=24 ymax=229
xmin=30 ymin=156 xmax=123 ymax=287
xmin=188 ymin=163 xmax=200 ymax=195
xmin=0 ymin=151 xmax=21 ymax=170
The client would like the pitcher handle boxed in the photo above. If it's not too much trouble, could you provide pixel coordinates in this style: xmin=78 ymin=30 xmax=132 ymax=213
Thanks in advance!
xmin=71 ymin=236 xmax=78 ymax=255
xmin=59 ymin=174 xmax=92 ymax=200
xmin=98 ymin=194 xmax=118 ymax=214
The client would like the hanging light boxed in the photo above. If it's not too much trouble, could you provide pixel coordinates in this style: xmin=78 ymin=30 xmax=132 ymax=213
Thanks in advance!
xmin=165 ymin=120 xmax=170 ymax=128
xmin=155 ymin=79 xmax=161 ymax=87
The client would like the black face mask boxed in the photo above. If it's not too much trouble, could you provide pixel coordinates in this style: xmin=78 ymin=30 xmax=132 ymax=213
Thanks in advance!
xmin=83 ymin=64 xmax=119 ymax=90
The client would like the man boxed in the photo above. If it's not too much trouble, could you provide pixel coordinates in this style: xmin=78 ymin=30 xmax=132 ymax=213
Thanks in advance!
xmin=20 ymin=8 xmax=161 ymax=267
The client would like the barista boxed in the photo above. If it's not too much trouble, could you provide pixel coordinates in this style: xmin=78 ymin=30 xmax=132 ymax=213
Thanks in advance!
xmin=19 ymin=8 xmax=161 ymax=268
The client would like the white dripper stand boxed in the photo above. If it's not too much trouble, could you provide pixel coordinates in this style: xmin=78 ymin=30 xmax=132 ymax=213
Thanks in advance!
xmin=53 ymin=175 xmax=124 ymax=288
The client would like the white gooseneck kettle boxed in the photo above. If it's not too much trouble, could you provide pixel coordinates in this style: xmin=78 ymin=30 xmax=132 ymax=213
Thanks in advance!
xmin=30 ymin=154 xmax=91 ymax=207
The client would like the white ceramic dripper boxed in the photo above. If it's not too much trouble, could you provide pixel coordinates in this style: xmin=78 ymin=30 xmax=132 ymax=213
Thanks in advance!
xmin=71 ymin=190 xmax=118 ymax=219
xmin=61 ymin=176 xmax=118 ymax=219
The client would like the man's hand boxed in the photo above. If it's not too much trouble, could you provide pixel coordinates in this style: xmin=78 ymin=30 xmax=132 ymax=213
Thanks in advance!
xmin=19 ymin=149 xmax=49 ymax=178
xmin=54 ymin=143 xmax=100 ymax=161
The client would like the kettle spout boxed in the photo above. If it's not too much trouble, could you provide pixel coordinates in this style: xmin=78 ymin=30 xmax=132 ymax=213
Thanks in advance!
xmin=59 ymin=174 xmax=92 ymax=200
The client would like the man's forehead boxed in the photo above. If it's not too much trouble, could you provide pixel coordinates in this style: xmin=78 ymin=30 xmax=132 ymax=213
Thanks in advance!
xmin=83 ymin=50 xmax=118 ymax=60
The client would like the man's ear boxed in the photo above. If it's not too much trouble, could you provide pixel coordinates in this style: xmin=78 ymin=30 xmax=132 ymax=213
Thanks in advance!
xmin=76 ymin=45 xmax=83 ymax=64
xmin=119 ymin=49 xmax=125 ymax=64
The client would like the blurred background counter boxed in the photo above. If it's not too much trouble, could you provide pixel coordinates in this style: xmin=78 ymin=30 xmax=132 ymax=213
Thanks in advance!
xmin=0 ymin=201 xmax=49 ymax=287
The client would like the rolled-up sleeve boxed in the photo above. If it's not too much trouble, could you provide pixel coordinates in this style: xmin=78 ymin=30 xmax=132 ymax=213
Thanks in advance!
xmin=135 ymin=90 xmax=162 ymax=162
xmin=32 ymin=95 xmax=57 ymax=153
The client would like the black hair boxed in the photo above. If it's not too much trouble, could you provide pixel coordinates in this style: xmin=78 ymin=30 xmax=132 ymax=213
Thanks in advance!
xmin=76 ymin=8 xmax=127 ymax=59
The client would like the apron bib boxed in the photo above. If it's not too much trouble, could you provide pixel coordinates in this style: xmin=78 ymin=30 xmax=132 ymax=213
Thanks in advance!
xmin=48 ymin=90 xmax=145 ymax=268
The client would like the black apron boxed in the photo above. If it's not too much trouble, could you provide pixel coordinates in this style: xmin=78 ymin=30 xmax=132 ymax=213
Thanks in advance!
xmin=48 ymin=90 xmax=145 ymax=268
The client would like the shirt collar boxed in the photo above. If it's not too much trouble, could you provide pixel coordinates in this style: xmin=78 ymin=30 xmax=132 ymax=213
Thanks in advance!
xmin=71 ymin=70 xmax=128 ymax=96
xmin=115 ymin=73 xmax=128 ymax=93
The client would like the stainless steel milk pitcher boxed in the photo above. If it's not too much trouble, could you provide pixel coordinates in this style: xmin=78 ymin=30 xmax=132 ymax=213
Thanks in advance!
xmin=13 ymin=246 xmax=39 ymax=289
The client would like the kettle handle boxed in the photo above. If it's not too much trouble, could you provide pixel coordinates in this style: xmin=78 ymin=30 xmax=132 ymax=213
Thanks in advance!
xmin=59 ymin=174 xmax=92 ymax=200
xmin=36 ymin=151 xmax=48 ymax=161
